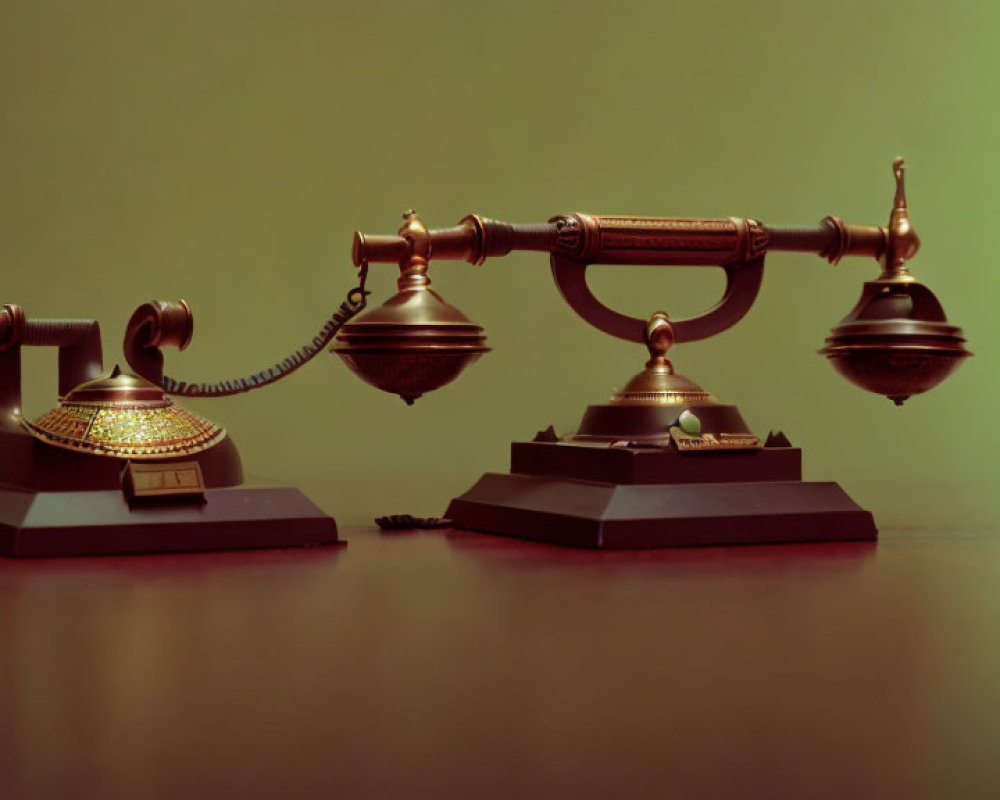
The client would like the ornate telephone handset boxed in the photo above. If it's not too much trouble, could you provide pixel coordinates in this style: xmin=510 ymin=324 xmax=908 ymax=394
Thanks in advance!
xmin=339 ymin=159 xmax=967 ymax=409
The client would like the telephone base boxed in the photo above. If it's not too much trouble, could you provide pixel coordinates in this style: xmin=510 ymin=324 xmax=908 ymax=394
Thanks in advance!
xmin=0 ymin=485 xmax=341 ymax=557
xmin=445 ymin=441 xmax=877 ymax=549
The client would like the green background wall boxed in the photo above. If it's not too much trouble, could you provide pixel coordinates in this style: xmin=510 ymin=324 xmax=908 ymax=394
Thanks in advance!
xmin=1 ymin=1 xmax=995 ymax=529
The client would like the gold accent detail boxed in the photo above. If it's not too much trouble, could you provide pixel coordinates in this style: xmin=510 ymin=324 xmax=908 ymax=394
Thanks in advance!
xmin=598 ymin=217 xmax=735 ymax=231
xmin=21 ymin=367 xmax=225 ymax=459
xmin=612 ymin=390 xmax=712 ymax=405
xmin=24 ymin=403 xmax=225 ymax=458
xmin=670 ymin=429 xmax=762 ymax=451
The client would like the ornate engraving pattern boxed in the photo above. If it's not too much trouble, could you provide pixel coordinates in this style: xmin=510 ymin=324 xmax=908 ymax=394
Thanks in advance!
xmin=670 ymin=429 xmax=762 ymax=451
xmin=551 ymin=215 xmax=583 ymax=255
xmin=596 ymin=217 xmax=740 ymax=258
xmin=23 ymin=402 xmax=225 ymax=458
xmin=746 ymin=219 xmax=769 ymax=260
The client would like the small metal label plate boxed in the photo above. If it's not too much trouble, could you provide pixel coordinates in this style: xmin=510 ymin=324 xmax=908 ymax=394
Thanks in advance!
xmin=669 ymin=429 xmax=762 ymax=452
xmin=122 ymin=461 xmax=206 ymax=505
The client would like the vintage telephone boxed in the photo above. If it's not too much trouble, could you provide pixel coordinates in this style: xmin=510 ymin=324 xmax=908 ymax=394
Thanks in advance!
xmin=0 ymin=292 xmax=366 ymax=556
xmin=338 ymin=159 xmax=970 ymax=547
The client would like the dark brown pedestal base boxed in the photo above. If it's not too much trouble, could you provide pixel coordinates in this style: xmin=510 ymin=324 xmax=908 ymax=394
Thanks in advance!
xmin=0 ymin=485 xmax=341 ymax=557
xmin=446 ymin=441 xmax=877 ymax=549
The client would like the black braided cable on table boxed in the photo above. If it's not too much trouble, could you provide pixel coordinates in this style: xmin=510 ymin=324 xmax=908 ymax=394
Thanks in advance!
xmin=160 ymin=288 xmax=367 ymax=398
xmin=375 ymin=515 xmax=454 ymax=530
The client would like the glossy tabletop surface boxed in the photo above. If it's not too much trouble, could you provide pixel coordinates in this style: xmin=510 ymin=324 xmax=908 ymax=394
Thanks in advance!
xmin=2 ymin=527 xmax=999 ymax=799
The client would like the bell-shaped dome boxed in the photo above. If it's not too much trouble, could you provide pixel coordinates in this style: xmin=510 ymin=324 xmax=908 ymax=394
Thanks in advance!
xmin=334 ymin=286 xmax=489 ymax=405
xmin=22 ymin=365 xmax=226 ymax=458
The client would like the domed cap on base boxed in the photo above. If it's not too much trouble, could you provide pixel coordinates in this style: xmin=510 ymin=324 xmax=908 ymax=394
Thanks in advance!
xmin=609 ymin=312 xmax=715 ymax=406
xmin=22 ymin=366 xmax=226 ymax=458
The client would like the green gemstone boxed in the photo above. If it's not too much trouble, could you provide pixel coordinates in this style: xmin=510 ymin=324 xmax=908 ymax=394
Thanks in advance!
xmin=678 ymin=409 xmax=701 ymax=436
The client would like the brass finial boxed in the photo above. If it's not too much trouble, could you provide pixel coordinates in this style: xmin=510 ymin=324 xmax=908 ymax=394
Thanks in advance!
xmin=892 ymin=157 xmax=906 ymax=208
xmin=881 ymin=157 xmax=920 ymax=282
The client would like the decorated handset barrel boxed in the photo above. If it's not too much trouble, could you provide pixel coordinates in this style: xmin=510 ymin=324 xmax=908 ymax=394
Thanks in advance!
xmin=336 ymin=159 xmax=969 ymax=406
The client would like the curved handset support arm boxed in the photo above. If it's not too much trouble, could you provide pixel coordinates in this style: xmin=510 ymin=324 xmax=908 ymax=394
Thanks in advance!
xmin=0 ymin=304 xmax=103 ymax=421
xmin=551 ymin=253 xmax=765 ymax=344
xmin=545 ymin=215 xmax=773 ymax=344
